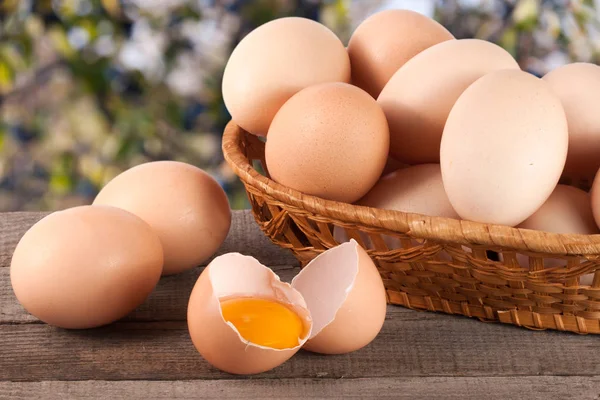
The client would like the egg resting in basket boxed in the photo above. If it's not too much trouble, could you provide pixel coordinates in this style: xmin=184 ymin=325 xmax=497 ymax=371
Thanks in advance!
xmin=222 ymin=122 xmax=600 ymax=335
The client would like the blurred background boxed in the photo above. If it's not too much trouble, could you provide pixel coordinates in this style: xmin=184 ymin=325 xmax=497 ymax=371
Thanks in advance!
xmin=1 ymin=0 xmax=599 ymax=211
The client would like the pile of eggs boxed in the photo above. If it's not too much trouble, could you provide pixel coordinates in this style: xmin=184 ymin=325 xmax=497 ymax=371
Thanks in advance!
xmin=10 ymin=160 xmax=387 ymax=375
xmin=223 ymin=10 xmax=600 ymax=240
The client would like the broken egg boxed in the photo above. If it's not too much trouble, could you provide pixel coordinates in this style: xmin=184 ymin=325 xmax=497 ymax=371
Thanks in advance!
xmin=187 ymin=253 xmax=312 ymax=375
xmin=187 ymin=240 xmax=387 ymax=374
xmin=292 ymin=240 xmax=387 ymax=354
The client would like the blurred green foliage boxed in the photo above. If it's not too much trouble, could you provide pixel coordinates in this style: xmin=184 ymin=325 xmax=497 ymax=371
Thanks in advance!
xmin=0 ymin=0 xmax=598 ymax=211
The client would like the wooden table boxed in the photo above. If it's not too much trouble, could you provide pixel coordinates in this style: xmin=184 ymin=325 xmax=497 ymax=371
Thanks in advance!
xmin=1 ymin=210 xmax=600 ymax=399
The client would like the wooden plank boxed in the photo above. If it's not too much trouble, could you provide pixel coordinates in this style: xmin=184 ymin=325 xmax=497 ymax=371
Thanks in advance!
xmin=1 ymin=376 xmax=599 ymax=399
xmin=1 ymin=307 xmax=600 ymax=381
xmin=0 ymin=210 xmax=299 ymax=268
xmin=0 ymin=267 xmax=301 ymax=324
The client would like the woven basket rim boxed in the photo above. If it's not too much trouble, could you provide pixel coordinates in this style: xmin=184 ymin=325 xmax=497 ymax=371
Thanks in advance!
xmin=222 ymin=120 xmax=600 ymax=256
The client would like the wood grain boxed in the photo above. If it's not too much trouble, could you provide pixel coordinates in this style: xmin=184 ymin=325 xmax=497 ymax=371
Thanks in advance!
xmin=2 ymin=306 xmax=600 ymax=382
xmin=0 ymin=210 xmax=299 ymax=268
xmin=0 ymin=266 xmax=300 ymax=324
xmin=2 ymin=210 xmax=600 ymax=398
xmin=0 ymin=210 xmax=299 ymax=324
xmin=2 ymin=376 xmax=600 ymax=400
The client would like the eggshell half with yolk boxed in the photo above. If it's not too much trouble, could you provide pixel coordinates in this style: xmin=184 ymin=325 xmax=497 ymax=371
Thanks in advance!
xmin=187 ymin=241 xmax=388 ymax=373
xmin=187 ymin=253 xmax=312 ymax=375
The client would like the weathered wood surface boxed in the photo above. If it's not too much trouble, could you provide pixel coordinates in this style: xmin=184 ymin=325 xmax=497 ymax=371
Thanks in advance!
xmin=1 ymin=210 xmax=600 ymax=399
xmin=2 ymin=377 xmax=600 ymax=400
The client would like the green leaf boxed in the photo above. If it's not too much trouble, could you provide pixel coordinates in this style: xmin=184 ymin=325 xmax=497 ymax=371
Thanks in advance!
xmin=0 ymin=124 xmax=6 ymax=152
xmin=166 ymin=100 xmax=183 ymax=128
xmin=48 ymin=25 xmax=75 ymax=58
xmin=0 ymin=60 xmax=14 ymax=93
xmin=513 ymin=0 xmax=539 ymax=31
xmin=499 ymin=28 xmax=518 ymax=57
xmin=49 ymin=174 xmax=73 ymax=194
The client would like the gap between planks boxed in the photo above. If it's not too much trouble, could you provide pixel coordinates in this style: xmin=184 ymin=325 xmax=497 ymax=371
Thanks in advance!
xmin=0 ymin=266 xmax=302 ymax=324
xmin=2 ymin=308 xmax=600 ymax=382
xmin=1 ymin=376 xmax=600 ymax=400
xmin=0 ymin=210 xmax=300 ymax=268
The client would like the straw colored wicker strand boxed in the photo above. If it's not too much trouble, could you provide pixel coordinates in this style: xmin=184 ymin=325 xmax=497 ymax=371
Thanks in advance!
xmin=223 ymin=121 xmax=600 ymax=334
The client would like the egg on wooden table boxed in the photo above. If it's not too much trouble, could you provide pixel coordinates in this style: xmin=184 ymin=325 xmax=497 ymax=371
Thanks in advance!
xmin=378 ymin=39 xmax=520 ymax=164
xmin=187 ymin=240 xmax=387 ymax=374
xmin=222 ymin=17 xmax=350 ymax=136
xmin=10 ymin=206 xmax=164 ymax=329
xmin=93 ymin=161 xmax=231 ymax=276
xmin=516 ymin=185 xmax=599 ymax=285
xmin=543 ymin=63 xmax=600 ymax=186
xmin=265 ymin=82 xmax=389 ymax=204
xmin=440 ymin=69 xmax=568 ymax=227
xmin=347 ymin=9 xmax=454 ymax=98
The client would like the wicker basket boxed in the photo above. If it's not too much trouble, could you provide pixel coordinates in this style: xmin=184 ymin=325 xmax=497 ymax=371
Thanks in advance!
xmin=222 ymin=121 xmax=600 ymax=334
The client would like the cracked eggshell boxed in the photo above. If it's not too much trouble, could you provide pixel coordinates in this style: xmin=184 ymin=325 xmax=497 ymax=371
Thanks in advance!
xmin=187 ymin=253 xmax=312 ymax=375
xmin=291 ymin=240 xmax=387 ymax=354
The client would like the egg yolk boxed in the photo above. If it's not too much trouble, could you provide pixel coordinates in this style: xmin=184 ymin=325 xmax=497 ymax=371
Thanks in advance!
xmin=220 ymin=297 xmax=305 ymax=350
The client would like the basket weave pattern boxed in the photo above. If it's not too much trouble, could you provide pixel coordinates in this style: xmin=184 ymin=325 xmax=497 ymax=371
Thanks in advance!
xmin=223 ymin=122 xmax=600 ymax=334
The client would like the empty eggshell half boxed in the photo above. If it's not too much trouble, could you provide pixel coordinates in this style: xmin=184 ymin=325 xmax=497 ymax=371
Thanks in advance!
xmin=187 ymin=253 xmax=312 ymax=375
xmin=291 ymin=240 xmax=387 ymax=354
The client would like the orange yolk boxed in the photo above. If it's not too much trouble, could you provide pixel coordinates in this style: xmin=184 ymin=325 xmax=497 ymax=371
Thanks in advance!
xmin=220 ymin=297 xmax=305 ymax=349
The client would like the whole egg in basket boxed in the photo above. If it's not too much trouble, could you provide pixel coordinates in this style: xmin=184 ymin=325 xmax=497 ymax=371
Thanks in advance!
xmin=517 ymin=185 xmax=599 ymax=285
xmin=333 ymin=164 xmax=459 ymax=261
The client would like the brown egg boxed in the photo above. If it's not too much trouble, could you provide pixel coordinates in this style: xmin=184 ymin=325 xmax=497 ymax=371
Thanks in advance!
xmin=265 ymin=82 xmax=389 ymax=203
xmin=347 ymin=9 xmax=454 ymax=98
xmin=381 ymin=156 xmax=408 ymax=176
xmin=517 ymin=185 xmax=598 ymax=283
xmin=591 ymin=169 xmax=600 ymax=229
xmin=519 ymin=185 xmax=598 ymax=235
xmin=543 ymin=63 xmax=600 ymax=185
xmin=358 ymin=164 xmax=458 ymax=219
xmin=441 ymin=69 xmax=568 ymax=227
xmin=10 ymin=206 xmax=163 ymax=329
xmin=188 ymin=241 xmax=386 ymax=374
xmin=222 ymin=17 xmax=350 ymax=136
xmin=187 ymin=253 xmax=312 ymax=375
xmin=378 ymin=39 xmax=520 ymax=164
xmin=292 ymin=240 xmax=387 ymax=354
xmin=333 ymin=164 xmax=457 ymax=255
xmin=93 ymin=161 xmax=231 ymax=276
